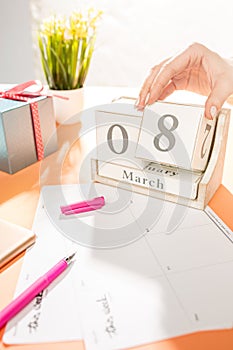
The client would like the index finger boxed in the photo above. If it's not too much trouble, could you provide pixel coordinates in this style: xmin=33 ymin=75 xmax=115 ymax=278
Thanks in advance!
xmin=137 ymin=58 xmax=170 ymax=109
xmin=147 ymin=45 xmax=200 ymax=105
xmin=137 ymin=66 xmax=161 ymax=108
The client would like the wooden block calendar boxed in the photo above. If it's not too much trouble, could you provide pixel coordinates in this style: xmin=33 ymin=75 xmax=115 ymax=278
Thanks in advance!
xmin=92 ymin=97 xmax=230 ymax=209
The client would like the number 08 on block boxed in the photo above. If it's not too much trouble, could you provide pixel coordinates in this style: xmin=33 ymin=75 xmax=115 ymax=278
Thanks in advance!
xmin=92 ymin=98 xmax=230 ymax=209
xmin=136 ymin=101 xmax=216 ymax=171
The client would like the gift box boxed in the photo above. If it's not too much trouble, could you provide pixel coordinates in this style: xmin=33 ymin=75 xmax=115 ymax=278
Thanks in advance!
xmin=0 ymin=84 xmax=58 ymax=174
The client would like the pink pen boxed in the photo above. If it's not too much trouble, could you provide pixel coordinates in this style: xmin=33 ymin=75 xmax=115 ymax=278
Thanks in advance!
xmin=60 ymin=196 xmax=105 ymax=214
xmin=0 ymin=252 xmax=76 ymax=329
xmin=63 ymin=203 xmax=104 ymax=216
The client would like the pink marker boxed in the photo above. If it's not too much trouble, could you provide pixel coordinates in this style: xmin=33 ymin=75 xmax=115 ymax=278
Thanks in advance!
xmin=63 ymin=203 xmax=104 ymax=216
xmin=60 ymin=196 xmax=105 ymax=214
xmin=0 ymin=252 xmax=76 ymax=329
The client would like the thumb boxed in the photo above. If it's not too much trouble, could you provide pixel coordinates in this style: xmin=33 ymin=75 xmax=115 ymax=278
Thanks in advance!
xmin=205 ymin=81 xmax=231 ymax=119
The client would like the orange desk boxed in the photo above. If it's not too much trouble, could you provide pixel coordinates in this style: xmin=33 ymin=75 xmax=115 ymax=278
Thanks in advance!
xmin=1 ymin=88 xmax=233 ymax=350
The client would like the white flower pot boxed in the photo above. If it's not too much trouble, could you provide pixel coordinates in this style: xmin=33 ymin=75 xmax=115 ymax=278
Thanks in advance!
xmin=49 ymin=87 xmax=84 ymax=124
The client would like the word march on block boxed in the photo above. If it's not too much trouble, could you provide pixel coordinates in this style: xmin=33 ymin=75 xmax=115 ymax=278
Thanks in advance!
xmin=92 ymin=97 xmax=230 ymax=209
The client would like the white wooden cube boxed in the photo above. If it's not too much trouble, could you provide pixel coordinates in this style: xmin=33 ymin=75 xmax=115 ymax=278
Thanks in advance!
xmin=96 ymin=101 xmax=145 ymax=170
xmin=136 ymin=101 xmax=217 ymax=172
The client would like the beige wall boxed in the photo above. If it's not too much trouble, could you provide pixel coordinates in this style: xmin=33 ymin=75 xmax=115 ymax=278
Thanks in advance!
xmin=1 ymin=0 xmax=233 ymax=87
xmin=0 ymin=0 xmax=35 ymax=83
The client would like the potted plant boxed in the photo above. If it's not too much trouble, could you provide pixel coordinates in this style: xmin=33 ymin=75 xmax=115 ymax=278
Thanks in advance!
xmin=37 ymin=8 xmax=102 ymax=123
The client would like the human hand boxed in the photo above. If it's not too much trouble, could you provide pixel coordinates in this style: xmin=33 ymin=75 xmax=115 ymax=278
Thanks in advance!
xmin=136 ymin=43 xmax=233 ymax=119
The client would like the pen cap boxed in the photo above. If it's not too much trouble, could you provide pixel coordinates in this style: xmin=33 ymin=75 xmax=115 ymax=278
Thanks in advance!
xmin=91 ymin=196 xmax=105 ymax=207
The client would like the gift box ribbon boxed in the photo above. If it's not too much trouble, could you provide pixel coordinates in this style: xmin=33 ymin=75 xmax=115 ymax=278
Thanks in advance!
xmin=0 ymin=81 xmax=48 ymax=161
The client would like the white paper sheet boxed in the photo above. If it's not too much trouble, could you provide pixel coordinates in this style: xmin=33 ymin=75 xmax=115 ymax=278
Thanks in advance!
xmin=3 ymin=183 xmax=233 ymax=349
xmin=3 ymin=196 xmax=82 ymax=344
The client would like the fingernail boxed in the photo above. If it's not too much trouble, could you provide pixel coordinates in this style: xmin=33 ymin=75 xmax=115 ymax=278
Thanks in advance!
xmin=136 ymin=105 xmax=145 ymax=111
xmin=210 ymin=105 xmax=217 ymax=119
xmin=135 ymin=100 xmax=144 ymax=110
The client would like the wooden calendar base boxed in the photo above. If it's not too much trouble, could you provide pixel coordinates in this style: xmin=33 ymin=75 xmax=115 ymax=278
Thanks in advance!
xmin=92 ymin=109 xmax=230 ymax=210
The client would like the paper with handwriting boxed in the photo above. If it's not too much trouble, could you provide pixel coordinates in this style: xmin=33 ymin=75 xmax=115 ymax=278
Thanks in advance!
xmin=3 ymin=183 xmax=233 ymax=349
xmin=3 ymin=195 xmax=82 ymax=344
